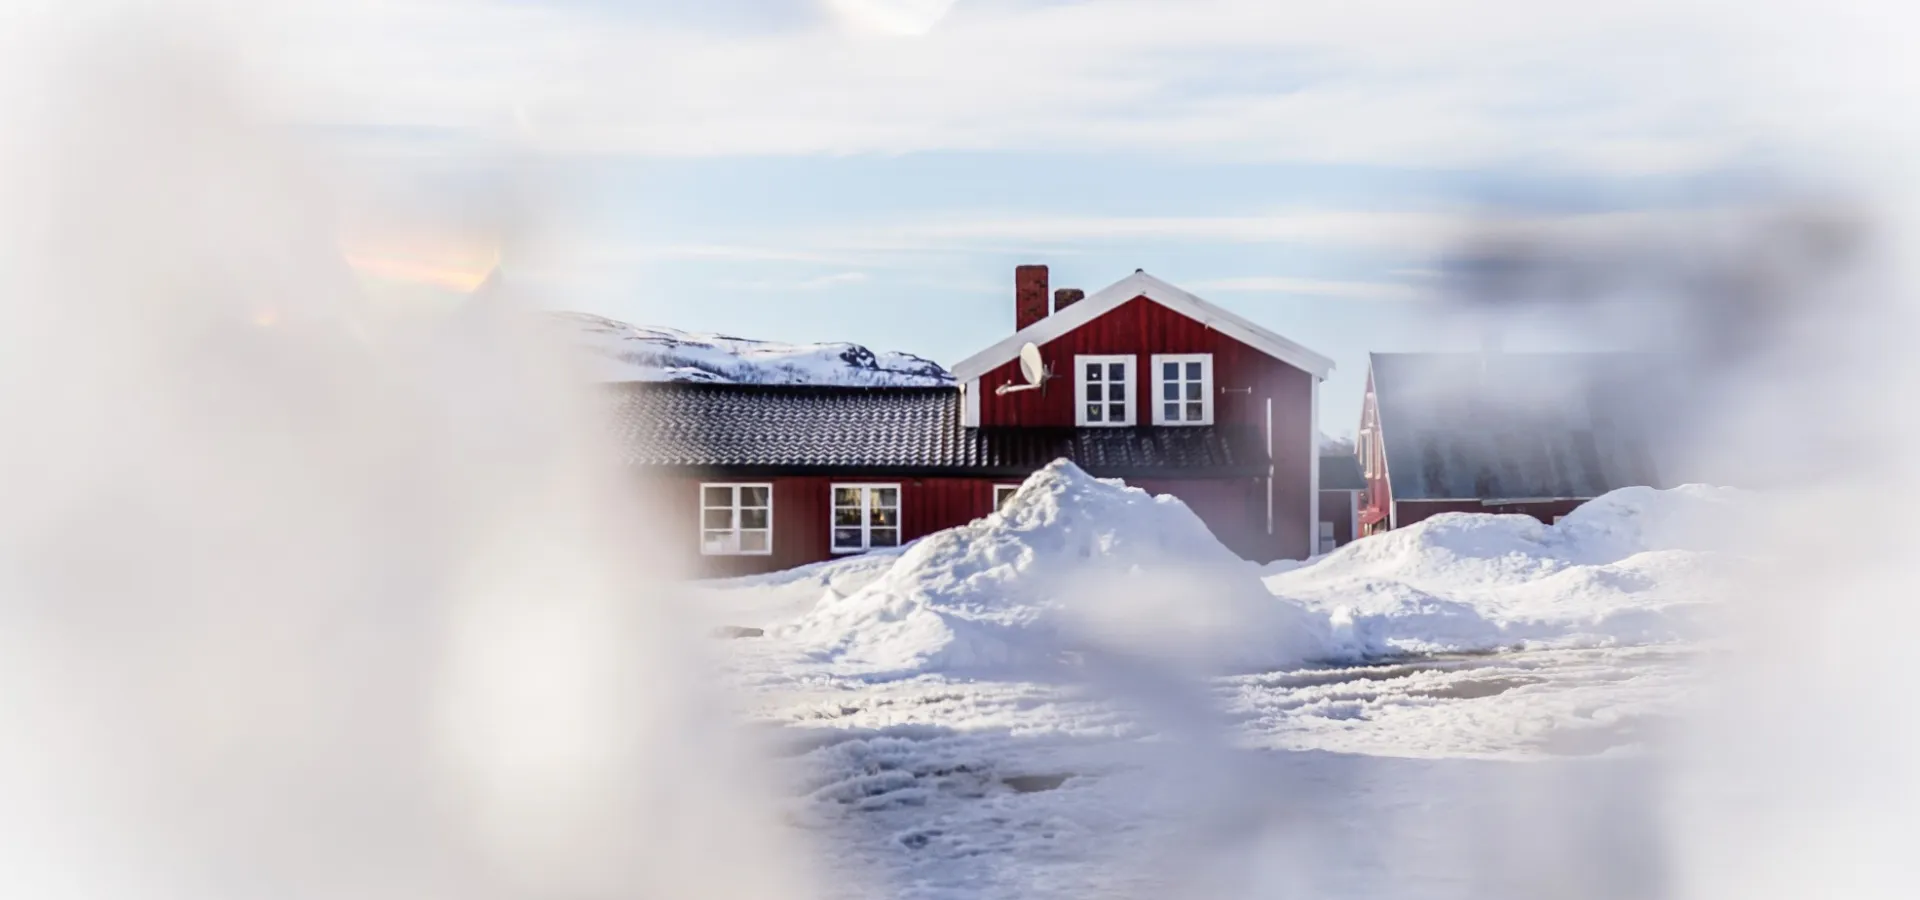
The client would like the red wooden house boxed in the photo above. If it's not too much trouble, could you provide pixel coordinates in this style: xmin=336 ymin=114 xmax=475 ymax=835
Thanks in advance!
xmin=614 ymin=266 xmax=1335 ymax=577
xmin=1355 ymin=352 xmax=1666 ymax=535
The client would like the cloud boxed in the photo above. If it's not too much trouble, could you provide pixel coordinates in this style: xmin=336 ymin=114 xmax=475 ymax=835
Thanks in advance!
xmin=825 ymin=0 xmax=958 ymax=36
xmin=1189 ymin=276 xmax=1430 ymax=302
xmin=719 ymin=270 xmax=873 ymax=290
xmin=252 ymin=0 xmax=1875 ymax=175
xmin=785 ymin=207 xmax=1761 ymax=259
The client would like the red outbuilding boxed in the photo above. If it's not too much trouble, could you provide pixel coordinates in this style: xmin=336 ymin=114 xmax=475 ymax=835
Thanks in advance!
xmin=1355 ymin=351 xmax=1667 ymax=536
xmin=615 ymin=267 xmax=1336 ymax=576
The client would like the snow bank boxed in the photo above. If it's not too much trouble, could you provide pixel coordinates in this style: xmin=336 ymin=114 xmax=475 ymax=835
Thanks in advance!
xmin=784 ymin=461 xmax=1331 ymax=677
xmin=555 ymin=312 xmax=953 ymax=386
xmin=1272 ymin=484 xmax=1745 ymax=656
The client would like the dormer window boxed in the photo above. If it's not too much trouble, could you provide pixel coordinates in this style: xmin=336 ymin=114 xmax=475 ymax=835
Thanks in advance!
xmin=1075 ymin=355 xmax=1135 ymax=426
xmin=1152 ymin=354 xmax=1214 ymax=425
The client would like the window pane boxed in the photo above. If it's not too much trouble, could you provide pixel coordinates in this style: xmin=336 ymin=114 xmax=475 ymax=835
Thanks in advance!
xmin=833 ymin=487 xmax=862 ymax=507
xmin=1086 ymin=404 xmax=1103 ymax=422
xmin=1164 ymin=403 xmax=1180 ymax=421
xmin=703 ymin=508 xmax=733 ymax=529
xmin=868 ymin=528 xmax=900 ymax=548
xmin=702 ymin=485 xmax=732 ymax=507
xmin=739 ymin=486 xmax=770 ymax=507
xmin=1108 ymin=362 xmax=1125 ymax=381
xmin=740 ymin=530 xmax=770 ymax=553
xmin=1186 ymin=361 xmax=1202 ymax=380
xmin=873 ymin=488 xmax=898 ymax=508
xmin=1187 ymin=402 xmax=1204 ymax=420
xmin=995 ymin=487 xmax=1018 ymax=509
xmin=834 ymin=506 xmax=863 ymax=526
xmin=833 ymin=527 xmax=864 ymax=549
xmin=1186 ymin=382 xmax=1203 ymax=401
xmin=702 ymin=531 xmax=734 ymax=553
xmin=1085 ymin=383 xmax=1101 ymax=402
xmin=740 ymin=508 xmax=769 ymax=529
xmin=1163 ymin=382 xmax=1178 ymax=400
xmin=869 ymin=507 xmax=898 ymax=528
xmin=1109 ymin=403 xmax=1125 ymax=421
xmin=1085 ymin=362 xmax=1101 ymax=381
xmin=1163 ymin=362 xmax=1178 ymax=380
xmin=1110 ymin=383 xmax=1125 ymax=402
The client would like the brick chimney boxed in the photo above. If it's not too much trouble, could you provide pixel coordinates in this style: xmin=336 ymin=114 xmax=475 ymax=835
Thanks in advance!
xmin=1053 ymin=287 xmax=1084 ymax=312
xmin=1015 ymin=265 xmax=1049 ymax=331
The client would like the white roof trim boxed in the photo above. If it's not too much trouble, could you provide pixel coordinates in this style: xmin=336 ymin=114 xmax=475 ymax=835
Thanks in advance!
xmin=951 ymin=270 xmax=1336 ymax=382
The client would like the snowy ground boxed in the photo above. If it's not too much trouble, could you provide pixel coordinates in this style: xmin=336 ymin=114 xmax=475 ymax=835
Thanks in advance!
xmin=675 ymin=464 xmax=1739 ymax=899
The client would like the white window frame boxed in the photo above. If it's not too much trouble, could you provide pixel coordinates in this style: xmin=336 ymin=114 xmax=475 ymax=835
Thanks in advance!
xmin=1151 ymin=353 xmax=1215 ymax=426
xmin=699 ymin=482 xmax=773 ymax=556
xmin=1318 ymin=520 xmax=1336 ymax=555
xmin=993 ymin=484 xmax=1021 ymax=511
xmin=1074 ymin=354 xmax=1136 ymax=427
xmin=830 ymin=483 xmax=903 ymax=554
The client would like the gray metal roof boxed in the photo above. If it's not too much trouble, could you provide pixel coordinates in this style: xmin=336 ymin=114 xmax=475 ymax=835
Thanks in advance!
xmin=605 ymin=382 xmax=1271 ymax=478
xmin=1370 ymin=352 xmax=1665 ymax=502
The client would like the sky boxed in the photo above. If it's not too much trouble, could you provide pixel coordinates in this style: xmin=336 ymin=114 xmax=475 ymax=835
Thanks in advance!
xmin=272 ymin=0 xmax=1868 ymax=432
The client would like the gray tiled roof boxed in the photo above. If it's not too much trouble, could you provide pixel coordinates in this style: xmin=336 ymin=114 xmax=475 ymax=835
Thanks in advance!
xmin=606 ymin=382 xmax=1270 ymax=477
xmin=1370 ymin=352 xmax=1665 ymax=501
xmin=1319 ymin=454 xmax=1366 ymax=491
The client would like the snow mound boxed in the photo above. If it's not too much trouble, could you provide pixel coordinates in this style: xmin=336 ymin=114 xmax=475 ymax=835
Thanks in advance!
xmin=785 ymin=461 xmax=1331 ymax=677
xmin=555 ymin=312 xmax=953 ymax=386
xmin=1272 ymin=484 xmax=1745 ymax=656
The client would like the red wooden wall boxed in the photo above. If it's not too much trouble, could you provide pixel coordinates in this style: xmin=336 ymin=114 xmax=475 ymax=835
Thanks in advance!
xmin=652 ymin=472 xmax=1289 ymax=578
xmin=976 ymin=296 xmax=1303 ymax=430
xmin=1391 ymin=498 xmax=1587 ymax=531
xmin=970 ymin=295 xmax=1316 ymax=560
xmin=1357 ymin=369 xmax=1393 ymax=537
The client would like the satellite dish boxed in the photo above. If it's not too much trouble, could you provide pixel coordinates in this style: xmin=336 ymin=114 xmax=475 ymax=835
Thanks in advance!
xmin=1018 ymin=343 xmax=1044 ymax=385
xmin=995 ymin=342 xmax=1050 ymax=396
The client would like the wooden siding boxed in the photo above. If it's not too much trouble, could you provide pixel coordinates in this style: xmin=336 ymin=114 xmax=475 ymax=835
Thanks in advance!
xmin=1357 ymin=368 xmax=1393 ymax=537
xmin=656 ymin=471 xmax=1295 ymax=577
xmin=1129 ymin=476 xmax=1275 ymax=562
xmin=658 ymin=475 xmax=999 ymax=578
xmin=1391 ymin=498 xmax=1588 ymax=531
xmin=973 ymin=294 xmax=1317 ymax=559
xmin=978 ymin=296 xmax=1302 ymax=430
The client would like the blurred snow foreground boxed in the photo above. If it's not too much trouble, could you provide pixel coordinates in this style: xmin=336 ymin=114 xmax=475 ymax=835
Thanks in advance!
xmin=770 ymin=460 xmax=1742 ymax=679
xmin=696 ymin=463 xmax=1746 ymax=898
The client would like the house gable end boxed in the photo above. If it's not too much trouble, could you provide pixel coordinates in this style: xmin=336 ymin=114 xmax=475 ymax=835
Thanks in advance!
xmin=952 ymin=271 xmax=1335 ymax=383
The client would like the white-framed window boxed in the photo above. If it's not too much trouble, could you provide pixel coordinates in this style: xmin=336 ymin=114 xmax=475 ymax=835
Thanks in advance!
xmin=700 ymin=483 xmax=773 ymax=556
xmin=993 ymin=484 xmax=1021 ymax=511
xmin=1151 ymin=353 xmax=1214 ymax=425
xmin=1318 ymin=520 xmax=1336 ymax=555
xmin=1075 ymin=355 xmax=1135 ymax=426
xmin=832 ymin=484 xmax=902 ymax=553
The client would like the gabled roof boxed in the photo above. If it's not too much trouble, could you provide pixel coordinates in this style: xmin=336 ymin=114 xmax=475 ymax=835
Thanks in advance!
xmin=1369 ymin=352 xmax=1666 ymax=502
xmin=1318 ymin=454 xmax=1366 ymax=491
xmin=606 ymin=382 xmax=1270 ymax=478
xmin=950 ymin=270 xmax=1336 ymax=382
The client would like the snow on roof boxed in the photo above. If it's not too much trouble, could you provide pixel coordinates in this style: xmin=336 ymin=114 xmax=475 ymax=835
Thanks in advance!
xmin=557 ymin=312 xmax=954 ymax=387
xmin=950 ymin=270 xmax=1336 ymax=382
